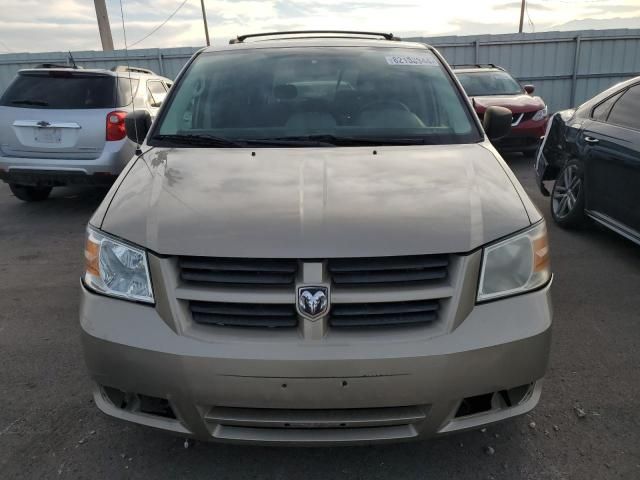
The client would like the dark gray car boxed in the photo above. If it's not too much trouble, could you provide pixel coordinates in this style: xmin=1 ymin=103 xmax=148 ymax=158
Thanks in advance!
xmin=80 ymin=32 xmax=552 ymax=445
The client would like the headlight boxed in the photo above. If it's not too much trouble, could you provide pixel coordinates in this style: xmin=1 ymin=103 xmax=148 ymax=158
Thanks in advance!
xmin=84 ymin=227 xmax=154 ymax=303
xmin=532 ymin=106 xmax=548 ymax=122
xmin=477 ymin=222 xmax=550 ymax=302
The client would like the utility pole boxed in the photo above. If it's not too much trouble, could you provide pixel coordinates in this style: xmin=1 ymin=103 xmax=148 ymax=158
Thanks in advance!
xmin=518 ymin=0 xmax=526 ymax=33
xmin=200 ymin=0 xmax=211 ymax=46
xmin=94 ymin=0 xmax=114 ymax=51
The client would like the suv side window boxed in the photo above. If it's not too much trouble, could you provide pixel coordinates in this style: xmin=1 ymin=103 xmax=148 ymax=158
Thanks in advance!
xmin=606 ymin=84 xmax=640 ymax=130
xmin=147 ymin=80 xmax=168 ymax=107
xmin=116 ymin=77 xmax=140 ymax=107
xmin=591 ymin=90 xmax=624 ymax=123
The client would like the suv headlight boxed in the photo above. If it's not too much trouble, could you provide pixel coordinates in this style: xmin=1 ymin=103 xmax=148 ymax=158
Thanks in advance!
xmin=532 ymin=106 xmax=548 ymax=122
xmin=84 ymin=227 xmax=154 ymax=304
xmin=477 ymin=222 xmax=550 ymax=302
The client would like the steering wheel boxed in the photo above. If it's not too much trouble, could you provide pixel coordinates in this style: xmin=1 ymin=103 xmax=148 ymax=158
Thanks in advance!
xmin=359 ymin=100 xmax=411 ymax=113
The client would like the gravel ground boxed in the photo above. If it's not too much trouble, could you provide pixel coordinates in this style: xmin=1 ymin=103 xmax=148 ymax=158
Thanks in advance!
xmin=0 ymin=153 xmax=639 ymax=479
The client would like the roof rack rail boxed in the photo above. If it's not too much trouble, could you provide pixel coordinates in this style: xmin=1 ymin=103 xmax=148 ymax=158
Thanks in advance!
xmin=451 ymin=63 xmax=503 ymax=70
xmin=34 ymin=63 xmax=83 ymax=69
xmin=111 ymin=65 xmax=156 ymax=75
xmin=230 ymin=30 xmax=399 ymax=44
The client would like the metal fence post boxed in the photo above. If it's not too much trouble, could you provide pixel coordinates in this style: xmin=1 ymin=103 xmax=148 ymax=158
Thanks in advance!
xmin=157 ymin=50 xmax=165 ymax=76
xmin=570 ymin=36 xmax=582 ymax=107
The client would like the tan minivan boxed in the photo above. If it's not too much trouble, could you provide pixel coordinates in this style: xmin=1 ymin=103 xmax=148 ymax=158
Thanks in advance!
xmin=80 ymin=31 xmax=552 ymax=445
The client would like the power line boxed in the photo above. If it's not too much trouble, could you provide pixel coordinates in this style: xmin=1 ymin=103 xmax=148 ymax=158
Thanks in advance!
xmin=129 ymin=0 xmax=189 ymax=48
xmin=554 ymin=0 xmax=602 ymax=3
xmin=526 ymin=1 xmax=535 ymax=32
xmin=0 ymin=38 xmax=13 ymax=52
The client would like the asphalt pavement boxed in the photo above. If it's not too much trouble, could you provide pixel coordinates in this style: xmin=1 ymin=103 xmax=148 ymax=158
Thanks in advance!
xmin=0 ymin=154 xmax=639 ymax=479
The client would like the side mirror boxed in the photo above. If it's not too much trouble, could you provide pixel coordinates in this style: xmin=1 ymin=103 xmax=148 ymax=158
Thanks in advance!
xmin=524 ymin=84 xmax=535 ymax=94
xmin=125 ymin=110 xmax=152 ymax=144
xmin=483 ymin=106 xmax=512 ymax=140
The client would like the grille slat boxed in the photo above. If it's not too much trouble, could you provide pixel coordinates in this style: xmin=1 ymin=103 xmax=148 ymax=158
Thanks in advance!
xmin=331 ymin=300 xmax=439 ymax=316
xmin=191 ymin=302 xmax=294 ymax=316
xmin=190 ymin=301 xmax=297 ymax=328
xmin=181 ymin=270 xmax=295 ymax=285
xmin=328 ymin=256 xmax=448 ymax=272
xmin=330 ymin=299 xmax=440 ymax=328
xmin=180 ymin=258 xmax=297 ymax=273
xmin=179 ymin=257 xmax=298 ymax=287
xmin=328 ymin=255 xmax=448 ymax=287
xmin=331 ymin=269 xmax=446 ymax=285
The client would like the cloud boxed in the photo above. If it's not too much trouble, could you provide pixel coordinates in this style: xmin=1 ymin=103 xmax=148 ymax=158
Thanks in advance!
xmin=493 ymin=1 xmax=552 ymax=12
xmin=0 ymin=0 xmax=638 ymax=53
xmin=551 ymin=16 xmax=640 ymax=30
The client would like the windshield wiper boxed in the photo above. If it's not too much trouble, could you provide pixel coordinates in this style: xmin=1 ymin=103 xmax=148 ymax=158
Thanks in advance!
xmin=10 ymin=99 xmax=49 ymax=106
xmin=242 ymin=137 xmax=336 ymax=147
xmin=263 ymin=134 xmax=434 ymax=146
xmin=152 ymin=134 xmax=246 ymax=147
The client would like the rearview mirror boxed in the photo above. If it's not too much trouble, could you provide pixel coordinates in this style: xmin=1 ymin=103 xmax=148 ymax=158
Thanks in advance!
xmin=125 ymin=110 xmax=152 ymax=144
xmin=523 ymin=84 xmax=535 ymax=94
xmin=483 ymin=106 xmax=512 ymax=141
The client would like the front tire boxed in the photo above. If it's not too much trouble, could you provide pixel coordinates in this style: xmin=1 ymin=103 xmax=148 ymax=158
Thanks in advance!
xmin=550 ymin=160 xmax=586 ymax=228
xmin=9 ymin=184 xmax=52 ymax=202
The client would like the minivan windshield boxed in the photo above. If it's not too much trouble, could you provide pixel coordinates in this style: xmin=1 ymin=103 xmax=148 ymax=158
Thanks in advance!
xmin=153 ymin=47 xmax=481 ymax=147
xmin=455 ymin=71 xmax=523 ymax=97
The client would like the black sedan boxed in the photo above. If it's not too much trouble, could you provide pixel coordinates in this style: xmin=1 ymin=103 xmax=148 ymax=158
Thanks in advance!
xmin=535 ymin=77 xmax=640 ymax=245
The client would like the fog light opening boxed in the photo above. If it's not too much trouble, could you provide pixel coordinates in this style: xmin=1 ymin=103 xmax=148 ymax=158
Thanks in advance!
xmin=502 ymin=383 xmax=535 ymax=407
xmin=101 ymin=386 xmax=177 ymax=420
xmin=455 ymin=393 xmax=494 ymax=418
xmin=454 ymin=383 xmax=535 ymax=419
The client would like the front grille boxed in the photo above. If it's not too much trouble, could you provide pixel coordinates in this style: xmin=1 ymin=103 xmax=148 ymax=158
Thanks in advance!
xmin=179 ymin=257 xmax=298 ymax=287
xmin=190 ymin=301 xmax=297 ymax=328
xmin=178 ymin=254 xmax=454 ymax=331
xmin=330 ymin=299 xmax=439 ymax=327
xmin=327 ymin=255 xmax=449 ymax=286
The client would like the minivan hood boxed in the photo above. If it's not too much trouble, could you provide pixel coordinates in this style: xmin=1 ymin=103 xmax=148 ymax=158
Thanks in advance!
xmin=472 ymin=95 xmax=545 ymax=114
xmin=97 ymin=144 xmax=532 ymax=257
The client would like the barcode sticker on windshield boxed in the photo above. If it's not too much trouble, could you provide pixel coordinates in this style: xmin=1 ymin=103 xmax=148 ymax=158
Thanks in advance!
xmin=385 ymin=54 xmax=439 ymax=67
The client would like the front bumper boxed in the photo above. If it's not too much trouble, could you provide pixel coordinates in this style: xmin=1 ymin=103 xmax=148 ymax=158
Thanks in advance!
xmin=494 ymin=119 xmax=547 ymax=152
xmin=80 ymin=279 xmax=552 ymax=445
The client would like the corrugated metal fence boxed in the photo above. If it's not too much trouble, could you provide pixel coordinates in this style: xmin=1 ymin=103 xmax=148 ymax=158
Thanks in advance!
xmin=412 ymin=29 xmax=640 ymax=112
xmin=0 ymin=46 xmax=199 ymax=91
xmin=1 ymin=29 xmax=639 ymax=112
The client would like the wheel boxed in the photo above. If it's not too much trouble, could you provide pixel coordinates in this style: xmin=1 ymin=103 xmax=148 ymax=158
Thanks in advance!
xmin=9 ymin=184 xmax=52 ymax=202
xmin=550 ymin=160 xmax=586 ymax=228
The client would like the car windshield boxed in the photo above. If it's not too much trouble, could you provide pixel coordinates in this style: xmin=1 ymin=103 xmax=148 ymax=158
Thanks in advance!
xmin=0 ymin=72 xmax=117 ymax=109
xmin=152 ymin=47 xmax=481 ymax=147
xmin=455 ymin=71 xmax=523 ymax=96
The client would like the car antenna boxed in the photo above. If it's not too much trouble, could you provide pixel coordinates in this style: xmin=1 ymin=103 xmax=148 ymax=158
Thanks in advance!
xmin=118 ymin=0 xmax=142 ymax=156
xmin=68 ymin=51 xmax=78 ymax=69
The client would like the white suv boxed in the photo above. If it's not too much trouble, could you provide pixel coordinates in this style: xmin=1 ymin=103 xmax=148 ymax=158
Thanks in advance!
xmin=0 ymin=65 xmax=172 ymax=201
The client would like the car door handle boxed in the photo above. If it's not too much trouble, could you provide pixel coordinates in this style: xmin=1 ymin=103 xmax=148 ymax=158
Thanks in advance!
xmin=584 ymin=136 xmax=600 ymax=144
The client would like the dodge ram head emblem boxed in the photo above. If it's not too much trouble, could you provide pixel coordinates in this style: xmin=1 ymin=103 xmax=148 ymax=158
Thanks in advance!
xmin=297 ymin=286 xmax=329 ymax=320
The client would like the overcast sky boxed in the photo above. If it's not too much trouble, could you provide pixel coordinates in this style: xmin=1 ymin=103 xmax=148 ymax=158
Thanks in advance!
xmin=0 ymin=0 xmax=638 ymax=53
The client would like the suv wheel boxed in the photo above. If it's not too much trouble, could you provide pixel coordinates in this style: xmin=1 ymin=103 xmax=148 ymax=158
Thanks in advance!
xmin=550 ymin=160 xmax=586 ymax=228
xmin=9 ymin=184 xmax=52 ymax=202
